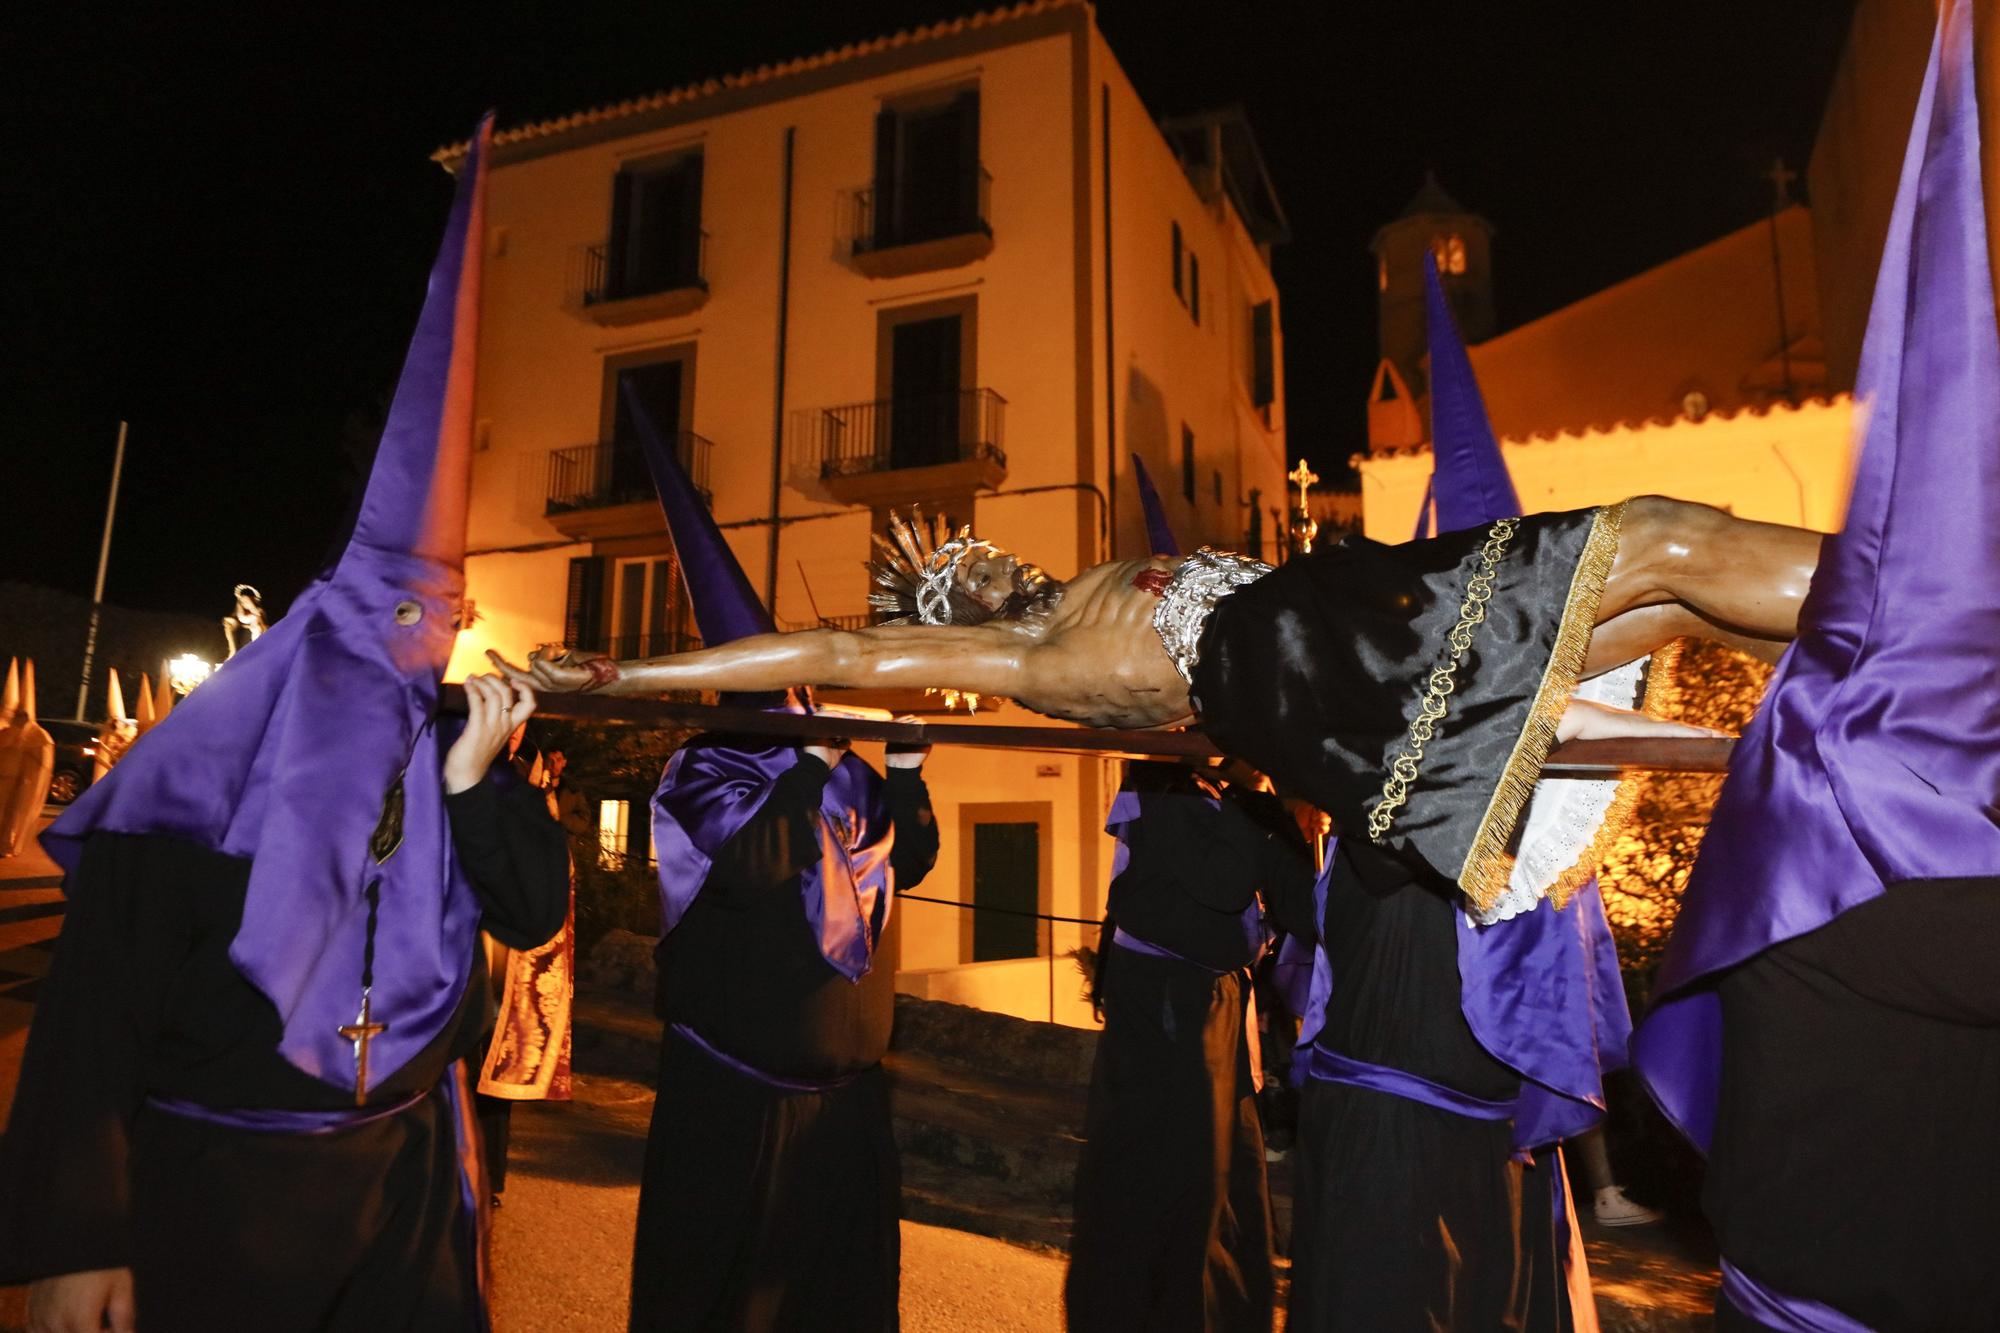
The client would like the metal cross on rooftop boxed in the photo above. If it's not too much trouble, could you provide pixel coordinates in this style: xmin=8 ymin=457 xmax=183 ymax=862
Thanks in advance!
xmin=1765 ymin=156 xmax=1798 ymax=210
xmin=1287 ymin=459 xmax=1320 ymax=511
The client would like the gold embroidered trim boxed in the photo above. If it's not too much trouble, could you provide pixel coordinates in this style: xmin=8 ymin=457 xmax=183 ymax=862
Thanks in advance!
xmin=1458 ymin=502 xmax=1628 ymax=912
xmin=1537 ymin=635 xmax=1682 ymax=911
xmin=1366 ymin=517 xmax=1521 ymax=844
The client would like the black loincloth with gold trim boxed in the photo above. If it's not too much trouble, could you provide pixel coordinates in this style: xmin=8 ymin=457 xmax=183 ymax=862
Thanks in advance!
xmin=1191 ymin=504 xmax=1622 ymax=913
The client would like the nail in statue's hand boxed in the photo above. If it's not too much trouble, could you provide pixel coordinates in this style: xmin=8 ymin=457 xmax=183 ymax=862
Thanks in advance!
xmin=487 ymin=646 xmax=613 ymax=695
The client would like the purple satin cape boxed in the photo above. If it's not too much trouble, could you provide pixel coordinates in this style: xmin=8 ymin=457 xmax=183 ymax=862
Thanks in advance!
xmin=43 ymin=118 xmax=495 ymax=1095
xmin=1636 ymin=6 xmax=2000 ymax=1154
xmin=1282 ymin=846 xmax=1626 ymax=1150
xmin=651 ymin=743 xmax=895 ymax=981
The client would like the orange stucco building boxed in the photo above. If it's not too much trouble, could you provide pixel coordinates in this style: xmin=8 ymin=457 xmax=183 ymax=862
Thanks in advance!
xmin=438 ymin=0 xmax=1292 ymax=1024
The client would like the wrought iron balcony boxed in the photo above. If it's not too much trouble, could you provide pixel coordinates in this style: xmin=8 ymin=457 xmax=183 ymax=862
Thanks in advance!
xmin=587 ymin=630 xmax=705 ymax=660
xmin=580 ymin=234 xmax=709 ymax=324
xmin=777 ymin=612 xmax=877 ymax=632
xmin=546 ymin=434 xmax=713 ymax=517
xmin=804 ymin=389 xmax=1006 ymax=483
xmin=847 ymin=167 xmax=993 ymax=278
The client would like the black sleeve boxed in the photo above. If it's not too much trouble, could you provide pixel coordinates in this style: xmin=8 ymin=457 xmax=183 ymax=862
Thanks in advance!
xmin=446 ymin=777 xmax=571 ymax=950
xmin=0 ymin=837 xmax=158 ymax=1282
xmin=702 ymin=755 xmax=834 ymax=901
xmin=886 ymin=766 xmax=940 ymax=890
xmin=1234 ymin=791 xmax=1319 ymax=943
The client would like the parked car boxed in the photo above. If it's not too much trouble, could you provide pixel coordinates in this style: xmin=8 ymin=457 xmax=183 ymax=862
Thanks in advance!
xmin=41 ymin=719 xmax=101 ymax=805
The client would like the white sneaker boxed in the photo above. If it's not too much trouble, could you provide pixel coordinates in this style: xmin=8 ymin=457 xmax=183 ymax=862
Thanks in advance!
xmin=1593 ymin=1186 xmax=1663 ymax=1228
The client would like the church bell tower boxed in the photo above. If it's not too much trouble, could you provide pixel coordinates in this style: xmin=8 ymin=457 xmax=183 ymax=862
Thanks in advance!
xmin=1367 ymin=173 xmax=1494 ymax=452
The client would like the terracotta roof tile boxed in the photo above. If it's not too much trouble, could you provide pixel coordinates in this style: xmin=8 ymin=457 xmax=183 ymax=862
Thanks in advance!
xmin=434 ymin=0 xmax=1080 ymax=164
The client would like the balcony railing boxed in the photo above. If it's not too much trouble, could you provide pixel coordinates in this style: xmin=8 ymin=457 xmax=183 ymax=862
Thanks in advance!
xmin=804 ymin=389 xmax=1006 ymax=480
xmin=586 ymin=630 xmax=705 ymax=660
xmin=777 ymin=613 xmax=877 ymax=632
xmin=851 ymin=167 xmax=991 ymax=254
xmin=583 ymin=232 xmax=708 ymax=307
xmin=546 ymin=434 xmax=714 ymax=515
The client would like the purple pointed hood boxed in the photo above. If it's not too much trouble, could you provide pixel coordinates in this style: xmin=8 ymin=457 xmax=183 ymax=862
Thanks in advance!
xmin=624 ymin=381 xmax=773 ymax=647
xmin=1638 ymin=2 xmax=2000 ymax=1151
xmin=1425 ymin=253 xmax=1522 ymax=531
xmin=45 ymin=116 xmax=496 ymax=1095
xmin=634 ymin=387 xmax=896 ymax=980
xmin=1130 ymin=453 xmax=1183 ymax=557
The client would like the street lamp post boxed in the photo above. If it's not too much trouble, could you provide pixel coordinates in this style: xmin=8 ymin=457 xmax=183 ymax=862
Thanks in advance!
xmin=75 ymin=421 xmax=130 ymax=721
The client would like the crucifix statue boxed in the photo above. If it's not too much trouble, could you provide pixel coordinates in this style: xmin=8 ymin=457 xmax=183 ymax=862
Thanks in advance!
xmin=1286 ymin=459 xmax=1321 ymax=557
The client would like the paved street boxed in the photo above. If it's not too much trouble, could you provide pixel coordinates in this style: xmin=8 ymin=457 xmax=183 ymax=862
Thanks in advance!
xmin=0 ymin=818 xmax=1069 ymax=1332
xmin=491 ymin=1074 xmax=1069 ymax=1331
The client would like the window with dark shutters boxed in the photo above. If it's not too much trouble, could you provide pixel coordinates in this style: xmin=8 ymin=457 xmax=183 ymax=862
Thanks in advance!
xmin=564 ymin=555 xmax=607 ymax=654
xmin=1181 ymin=425 xmax=1196 ymax=502
xmin=870 ymin=89 xmax=984 ymax=251
xmin=1250 ymin=300 xmax=1276 ymax=410
xmin=1189 ymin=253 xmax=1201 ymax=324
xmin=872 ymin=107 xmax=901 ymax=251
xmin=605 ymin=151 xmax=704 ymax=300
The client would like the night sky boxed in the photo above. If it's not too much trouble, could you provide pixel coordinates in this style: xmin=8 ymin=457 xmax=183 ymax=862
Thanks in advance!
xmin=6 ymin=1 xmax=1855 ymax=617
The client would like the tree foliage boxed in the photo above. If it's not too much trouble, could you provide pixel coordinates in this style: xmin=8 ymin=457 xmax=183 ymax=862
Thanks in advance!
xmin=1596 ymin=639 xmax=1774 ymax=994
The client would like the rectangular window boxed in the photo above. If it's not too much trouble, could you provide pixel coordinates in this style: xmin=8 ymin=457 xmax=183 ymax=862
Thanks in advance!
xmin=874 ymin=295 xmax=978 ymax=474
xmin=1250 ymin=301 xmax=1276 ymax=409
xmin=563 ymin=555 xmax=607 ymax=654
xmin=1212 ymin=469 xmax=1223 ymax=506
xmin=872 ymin=88 xmax=982 ymax=250
xmin=606 ymin=356 xmax=689 ymax=507
xmin=605 ymin=150 xmax=704 ymax=301
xmin=1189 ymin=253 xmax=1201 ymax=324
xmin=888 ymin=315 xmax=964 ymax=469
xmin=615 ymin=562 xmax=646 ymax=659
xmin=1182 ymin=425 xmax=1196 ymax=502
xmin=612 ymin=556 xmax=695 ymax=659
xmin=1171 ymin=222 xmax=1184 ymax=301
xmin=597 ymin=799 xmax=630 ymax=870
xmin=971 ymin=821 xmax=1040 ymax=961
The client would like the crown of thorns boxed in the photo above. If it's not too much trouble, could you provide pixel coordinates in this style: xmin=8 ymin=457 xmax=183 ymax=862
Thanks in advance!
xmin=868 ymin=507 xmax=1005 ymax=627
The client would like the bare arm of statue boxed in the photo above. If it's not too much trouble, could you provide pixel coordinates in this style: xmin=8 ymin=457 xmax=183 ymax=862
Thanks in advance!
xmin=488 ymin=624 xmax=1030 ymax=700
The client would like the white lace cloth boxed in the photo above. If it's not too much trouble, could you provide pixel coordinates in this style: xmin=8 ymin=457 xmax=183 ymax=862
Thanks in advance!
xmin=1464 ymin=656 xmax=1648 ymax=926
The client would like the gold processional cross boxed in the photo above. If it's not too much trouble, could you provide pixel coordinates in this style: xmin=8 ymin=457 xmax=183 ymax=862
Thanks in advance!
xmin=1287 ymin=459 xmax=1322 ymax=556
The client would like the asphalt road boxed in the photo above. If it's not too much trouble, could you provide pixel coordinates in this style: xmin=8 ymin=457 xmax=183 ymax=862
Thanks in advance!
xmin=492 ymin=1074 xmax=1068 ymax=1331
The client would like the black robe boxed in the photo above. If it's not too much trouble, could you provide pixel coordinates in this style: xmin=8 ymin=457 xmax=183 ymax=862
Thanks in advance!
xmin=630 ymin=752 xmax=938 ymax=1333
xmin=1066 ymin=767 xmax=1316 ymax=1333
xmin=1707 ymin=876 xmax=2000 ymax=1332
xmin=1286 ymin=838 xmax=1573 ymax=1333
xmin=0 ymin=775 xmax=570 ymax=1331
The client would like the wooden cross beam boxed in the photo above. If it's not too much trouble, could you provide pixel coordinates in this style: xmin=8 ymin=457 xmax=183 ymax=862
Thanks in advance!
xmin=444 ymin=686 xmax=1733 ymax=777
